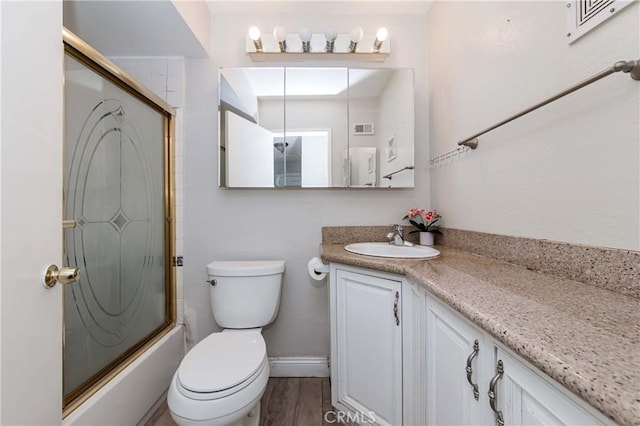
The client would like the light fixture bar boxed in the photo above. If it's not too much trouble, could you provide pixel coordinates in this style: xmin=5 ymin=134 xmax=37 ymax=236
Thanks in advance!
xmin=245 ymin=31 xmax=390 ymax=61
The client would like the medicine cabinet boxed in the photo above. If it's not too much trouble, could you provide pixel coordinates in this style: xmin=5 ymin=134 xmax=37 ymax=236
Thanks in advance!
xmin=218 ymin=67 xmax=414 ymax=189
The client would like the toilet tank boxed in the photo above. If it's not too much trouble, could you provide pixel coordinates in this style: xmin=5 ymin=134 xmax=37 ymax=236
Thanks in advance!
xmin=206 ymin=260 xmax=285 ymax=329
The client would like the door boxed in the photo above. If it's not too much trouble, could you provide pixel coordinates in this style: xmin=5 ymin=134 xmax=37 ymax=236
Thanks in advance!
xmin=0 ymin=1 xmax=64 ymax=424
xmin=335 ymin=269 xmax=402 ymax=426
xmin=426 ymin=295 xmax=486 ymax=425
xmin=494 ymin=348 xmax=603 ymax=426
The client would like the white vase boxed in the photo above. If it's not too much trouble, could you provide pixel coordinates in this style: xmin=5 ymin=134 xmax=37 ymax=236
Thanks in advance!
xmin=419 ymin=232 xmax=435 ymax=246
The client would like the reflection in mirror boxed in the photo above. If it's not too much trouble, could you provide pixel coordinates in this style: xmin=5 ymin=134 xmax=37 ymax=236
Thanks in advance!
xmin=219 ymin=67 xmax=284 ymax=187
xmin=273 ymin=131 xmax=331 ymax=187
xmin=219 ymin=67 xmax=414 ymax=188
xmin=348 ymin=68 xmax=414 ymax=188
xmin=284 ymin=68 xmax=348 ymax=187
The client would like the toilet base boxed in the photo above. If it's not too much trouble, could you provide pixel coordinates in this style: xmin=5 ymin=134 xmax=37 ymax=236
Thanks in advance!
xmin=244 ymin=402 xmax=260 ymax=426
xmin=170 ymin=401 xmax=260 ymax=426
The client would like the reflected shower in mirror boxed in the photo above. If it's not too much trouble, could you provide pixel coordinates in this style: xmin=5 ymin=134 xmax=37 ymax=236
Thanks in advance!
xmin=218 ymin=67 xmax=414 ymax=188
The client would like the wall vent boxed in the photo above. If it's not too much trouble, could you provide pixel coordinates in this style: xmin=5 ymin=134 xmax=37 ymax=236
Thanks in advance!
xmin=566 ymin=0 xmax=633 ymax=44
xmin=353 ymin=123 xmax=375 ymax=135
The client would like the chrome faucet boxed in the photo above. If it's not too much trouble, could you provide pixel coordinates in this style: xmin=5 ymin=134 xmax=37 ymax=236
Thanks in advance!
xmin=386 ymin=225 xmax=414 ymax=247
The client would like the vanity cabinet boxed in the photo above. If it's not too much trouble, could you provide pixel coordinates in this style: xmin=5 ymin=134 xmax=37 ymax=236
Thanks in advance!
xmin=492 ymin=348 xmax=606 ymax=426
xmin=425 ymin=295 xmax=490 ymax=425
xmin=330 ymin=267 xmax=403 ymax=426
xmin=329 ymin=264 xmax=608 ymax=426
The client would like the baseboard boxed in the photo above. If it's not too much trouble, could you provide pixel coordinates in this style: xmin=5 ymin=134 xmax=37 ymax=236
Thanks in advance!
xmin=268 ymin=356 xmax=330 ymax=377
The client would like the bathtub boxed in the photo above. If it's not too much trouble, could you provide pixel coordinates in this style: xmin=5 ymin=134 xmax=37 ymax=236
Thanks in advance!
xmin=63 ymin=325 xmax=184 ymax=425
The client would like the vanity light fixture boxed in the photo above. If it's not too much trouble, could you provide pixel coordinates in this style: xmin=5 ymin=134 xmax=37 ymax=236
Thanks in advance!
xmin=373 ymin=27 xmax=388 ymax=52
xmin=273 ymin=26 xmax=287 ymax=52
xmin=245 ymin=26 xmax=390 ymax=61
xmin=299 ymin=27 xmax=312 ymax=52
xmin=349 ymin=27 xmax=364 ymax=53
xmin=248 ymin=26 xmax=263 ymax=53
xmin=325 ymin=27 xmax=337 ymax=52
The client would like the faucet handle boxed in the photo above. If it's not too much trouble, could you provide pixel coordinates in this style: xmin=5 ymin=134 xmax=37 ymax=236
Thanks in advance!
xmin=393 ymin=224 xmax=404 ymax=234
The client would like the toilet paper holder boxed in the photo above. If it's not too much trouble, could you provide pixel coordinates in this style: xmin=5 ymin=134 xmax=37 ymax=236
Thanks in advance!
xmin=308 ymin=257 xmax=329 ymax=281
xmin=313 ymin=263 xmax=329 ymax=274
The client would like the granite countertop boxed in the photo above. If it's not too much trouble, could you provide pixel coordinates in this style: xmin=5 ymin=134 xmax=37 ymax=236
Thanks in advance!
xmin=321 ymin=243 xmax=640 ymax=425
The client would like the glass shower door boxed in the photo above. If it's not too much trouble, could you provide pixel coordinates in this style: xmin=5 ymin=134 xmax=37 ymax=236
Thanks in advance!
xmin=63 ymin=47 xmax=173 ymax=408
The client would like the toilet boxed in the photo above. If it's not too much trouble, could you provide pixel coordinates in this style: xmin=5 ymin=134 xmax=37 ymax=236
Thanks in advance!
xmin=167 ymin=260 xmax=285 ymax=426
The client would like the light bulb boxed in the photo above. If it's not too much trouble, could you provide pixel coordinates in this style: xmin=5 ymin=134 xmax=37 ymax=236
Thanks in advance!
xmin=299 ymin=27 xmax=312 ymax=53
xmin=273 ymin=26 xmax=287 ymax=52
xmin=373 ymin=27 xmax=388 ymax=52
xmin=350 ymin=26 xmax=364 ymax=43
xmin=299 ymin=27 xmax=312 ymax=42
xmin=248 ymin=26 xmax=263 ymax=53
xmin=248 ymin=26 xmax=261 ymax=41
xmin=324 ymin=27 xmax=337 ymax=42
xmin=273 ymin=26 xmax=287 ymax=42
xmin=349 ymin=26 xmax=363 ymax=53
xmin=325 ymin=27 xmax=337 ymax=53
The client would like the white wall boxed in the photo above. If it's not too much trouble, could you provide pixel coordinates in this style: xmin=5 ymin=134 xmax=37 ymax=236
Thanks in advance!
xmin=377 ymin=69 xmax=415 ymax=187
xmin=428 ymin=1 xmax=640 ymax=250
xmin=171 ymin=0 xmax=211 ymax=56
xmin=183 ymin=12 xmax=429 ymax=356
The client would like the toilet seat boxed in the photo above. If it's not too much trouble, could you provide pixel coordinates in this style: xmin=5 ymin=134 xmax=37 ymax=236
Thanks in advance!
xmin=176 ymin=331 xmax=266 ymax=401
xmin=177 ymin=356 xmax=268 ymax=401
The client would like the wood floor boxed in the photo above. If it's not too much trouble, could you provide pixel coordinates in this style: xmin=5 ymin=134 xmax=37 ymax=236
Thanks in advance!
xmin=148 ymin=377 xmax=332 ymax=426
xmin=260 ymin=377 xmax=332 ymax=426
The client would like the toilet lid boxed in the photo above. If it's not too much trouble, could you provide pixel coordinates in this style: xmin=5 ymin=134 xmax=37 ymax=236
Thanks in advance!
xmin=177 ymin=332 xmax=266 ymax=393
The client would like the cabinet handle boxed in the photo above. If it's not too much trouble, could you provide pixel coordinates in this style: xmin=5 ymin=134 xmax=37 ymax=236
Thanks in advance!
xmin=488 ymin=360 xmax=504 ymax=426
xmin=393 ymin=291 xmax=400 ymax=326
xmin=465 ymin=339 xmax=480 ymax=401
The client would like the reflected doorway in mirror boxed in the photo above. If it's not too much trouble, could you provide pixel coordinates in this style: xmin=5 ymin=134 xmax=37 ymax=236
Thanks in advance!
xmin=386 ymin=135 xmax=396 ymax=162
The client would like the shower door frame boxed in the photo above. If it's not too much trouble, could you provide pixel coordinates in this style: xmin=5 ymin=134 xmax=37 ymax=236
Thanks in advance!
xmin=62 ymin=28 xmax=176 ymax=416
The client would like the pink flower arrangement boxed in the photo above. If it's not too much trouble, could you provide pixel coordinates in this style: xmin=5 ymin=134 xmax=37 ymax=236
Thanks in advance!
xmin=403 ymin=208 xmax=441 ymax=233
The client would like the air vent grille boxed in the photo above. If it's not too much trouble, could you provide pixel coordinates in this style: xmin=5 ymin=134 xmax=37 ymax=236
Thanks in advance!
xmin=566 ymin=0 xmax=632 ymax=44
xmin=353 ymin=123 xmax=375 ymax=135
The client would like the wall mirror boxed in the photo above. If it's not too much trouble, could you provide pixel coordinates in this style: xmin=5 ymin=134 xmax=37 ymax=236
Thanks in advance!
xmin=219 ymin=67 xmax=414 ymax=188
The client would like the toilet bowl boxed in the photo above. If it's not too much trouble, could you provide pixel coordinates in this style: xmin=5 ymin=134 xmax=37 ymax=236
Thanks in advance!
xmin=167 ymin=260 xmax=285 ymax=426
xmin=168 ymin=330 xmax=269 ymax=426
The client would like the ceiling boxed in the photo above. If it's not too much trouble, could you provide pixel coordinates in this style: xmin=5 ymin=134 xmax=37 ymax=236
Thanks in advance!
xmin=206 ymin=0 xmax=432 ymax=15
xmin=63 ymin=0 xmax=209 ymax=57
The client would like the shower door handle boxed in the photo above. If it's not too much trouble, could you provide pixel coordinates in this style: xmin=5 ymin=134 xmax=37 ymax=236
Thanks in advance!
xmin=41 ymin=264 xmax=80 ymax=288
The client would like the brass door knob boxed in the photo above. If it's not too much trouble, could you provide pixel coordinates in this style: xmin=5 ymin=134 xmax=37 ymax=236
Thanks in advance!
xmin=41 ymin=264 xmax=80 ymax=288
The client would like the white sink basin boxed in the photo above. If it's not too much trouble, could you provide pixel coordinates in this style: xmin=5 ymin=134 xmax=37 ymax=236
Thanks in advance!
xmin=344 ymin=242 xmax=440 ymax=259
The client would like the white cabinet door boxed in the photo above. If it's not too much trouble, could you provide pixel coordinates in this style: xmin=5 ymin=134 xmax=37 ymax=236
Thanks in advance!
xmin=334 ymin=269 xmax=403 ymax=426
xmin=490 ymin=348 xmax=605 ymax=426
xmin=426 ymin=295 xmax=487 ymax=425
